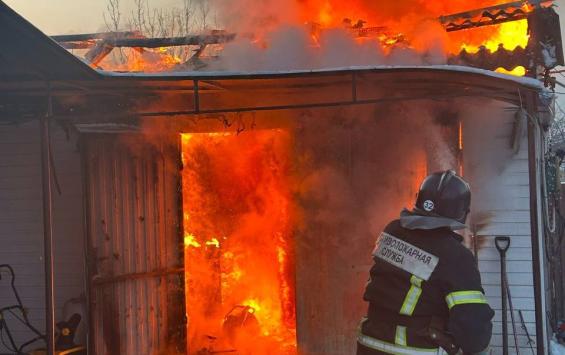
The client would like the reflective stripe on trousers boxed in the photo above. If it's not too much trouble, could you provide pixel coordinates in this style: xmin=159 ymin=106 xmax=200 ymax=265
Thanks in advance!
xmin=358 ymin=332 xmax=448 ymax=355
xmin=395 ymin=326 xmax=407 ymax=346
xmin=358 ymin=318 xmax=448 ymax=355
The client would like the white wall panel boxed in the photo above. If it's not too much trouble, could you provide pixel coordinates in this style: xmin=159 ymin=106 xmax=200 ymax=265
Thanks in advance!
xmin=0 ymin=121 xmax=86 ymax=351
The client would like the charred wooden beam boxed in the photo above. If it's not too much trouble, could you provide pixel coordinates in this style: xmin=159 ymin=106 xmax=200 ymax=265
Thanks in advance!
xmin=73 ymin=31 xmax=235 ymax=66
xmin=51 ymin=31 xmax=142 ymax=42
xmin=183 ymin=45 xmax=209 ymax=70
xmin=59 ymin=41 xmax=96 ymax=50
xmin=439 ymin=0 xmax=552 ymax=32
xmin=85 ymin=41 xmax=115 ymax=67
xmin=51 ymin=31 xmax=234 ymax=50
xmin=104 ymin=32 xmax=236 ymax=48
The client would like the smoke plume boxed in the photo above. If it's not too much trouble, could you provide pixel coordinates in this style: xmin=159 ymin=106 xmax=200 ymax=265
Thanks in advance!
xmin=211 ymin=0 xmax=509 ymax=72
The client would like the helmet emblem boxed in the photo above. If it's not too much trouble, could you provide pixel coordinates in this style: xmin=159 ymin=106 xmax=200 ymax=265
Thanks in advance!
xmin=423 ymin=200 xmax=435 ymax=212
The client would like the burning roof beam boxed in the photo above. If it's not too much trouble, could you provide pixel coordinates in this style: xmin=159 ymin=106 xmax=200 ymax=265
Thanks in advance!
xmin=439 ymin=0 xmax=553 ymax=32
xmin=85 ymin=42 xmax=115 ymax=66
xmin=52 ymin=31 xmax=142 ymax=43
xmin=53 ymin=31 xmax=235 ymax=50
xmin=53 ymin=31 xmax=142 ymax=50
xmin=72 ymin=31 xmax=235 ymax=67
xmin=103 ymin=32 xmax=235 ymax=48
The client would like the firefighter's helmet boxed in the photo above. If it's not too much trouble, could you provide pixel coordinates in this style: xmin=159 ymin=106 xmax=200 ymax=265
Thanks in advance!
xmin=415 ymin=170 xmax=471 ymax=223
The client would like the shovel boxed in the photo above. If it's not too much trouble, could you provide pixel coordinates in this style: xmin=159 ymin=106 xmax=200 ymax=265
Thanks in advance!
xmin=495 ymin=236 xmax=511 ymax=355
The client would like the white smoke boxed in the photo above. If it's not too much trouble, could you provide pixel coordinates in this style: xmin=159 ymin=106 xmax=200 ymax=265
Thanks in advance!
xmin=208 ymin=0 xmax=456 ymax=72
xmin=210 ymin=23 xmax=448 ymax=72
xmin=460 ymin=98 xmax=519 ymax=232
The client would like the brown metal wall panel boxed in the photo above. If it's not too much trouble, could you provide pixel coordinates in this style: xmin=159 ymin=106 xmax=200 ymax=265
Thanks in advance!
xmin=83 ymin=134 xmax=183 ymax=355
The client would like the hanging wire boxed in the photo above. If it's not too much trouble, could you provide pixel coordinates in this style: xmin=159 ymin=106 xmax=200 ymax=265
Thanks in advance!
xmin=0 ymin=328 xmax=17 ymax=353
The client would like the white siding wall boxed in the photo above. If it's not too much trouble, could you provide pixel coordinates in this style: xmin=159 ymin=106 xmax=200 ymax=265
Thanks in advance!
xmin=0 ymin=121 xmax=85 ymax=349
xmin=464 ymin=101 xmax=538 ymax=354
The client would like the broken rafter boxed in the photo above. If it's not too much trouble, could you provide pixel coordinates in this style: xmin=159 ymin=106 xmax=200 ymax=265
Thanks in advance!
xmin=439 ymin=0 xmax=553 ymax=32
xmin=78 ymin=31 xmax=235 ymax=66
xmin=53 ymin=31 xmax=142 ymax=50
xmin=51 ymin=31 xmax=142 ymax=43
xmin=85 ymin=42 xmax=115 ymax=66
xmin=58 ymin=41 xmax=97 ymax=50
xmin=105 ymin=33 xmax=236 ymax=48
xmin=52 ymin=31 xmax=235 ymax=53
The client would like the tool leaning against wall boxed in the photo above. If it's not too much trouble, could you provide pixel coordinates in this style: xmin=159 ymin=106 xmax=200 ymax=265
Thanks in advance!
xmin=471 ymin=231 xmax=537 ymax=355
xmin=495 ymin=236 xmax=520 ymax=355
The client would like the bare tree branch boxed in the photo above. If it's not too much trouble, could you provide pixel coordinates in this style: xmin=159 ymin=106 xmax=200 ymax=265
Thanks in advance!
xmin=102 ymin=0 xmax=219 ymax=68
xmin=131 ymin=0 xmax=145 ymax=33
xmin=179 ymin=0 xmax=196 ymax=36
xmin=196 ymin=0 xmax=211 ymax=31
xmin=103 ymin=0 xmax=121 ymax=32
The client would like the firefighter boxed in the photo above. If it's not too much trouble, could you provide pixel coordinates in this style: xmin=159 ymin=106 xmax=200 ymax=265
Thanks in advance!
xmin=357 ymin=170 xmax=494 ymax=355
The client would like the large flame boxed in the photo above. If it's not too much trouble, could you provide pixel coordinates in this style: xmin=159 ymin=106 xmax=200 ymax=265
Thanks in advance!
xmin=181 ymin=131 xmax=297 ymax=354
xmin=296 ymin=0 xmax=531 ymax=74
xmin=94 ymin=1 xmax=535 ymax=75
xmin=296 ymin=0 xmax=531 ymax=51
xmin=97 ymin=47 xmax=182 ymax=72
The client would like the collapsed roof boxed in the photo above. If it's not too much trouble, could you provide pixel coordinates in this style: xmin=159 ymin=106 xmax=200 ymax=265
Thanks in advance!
xmin=0 ymin=0 xmax=555 ymax=127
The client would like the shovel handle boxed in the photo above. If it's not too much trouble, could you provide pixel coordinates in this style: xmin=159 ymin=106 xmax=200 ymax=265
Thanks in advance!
xmin=495 ymin=236 xmax=511 ymax=253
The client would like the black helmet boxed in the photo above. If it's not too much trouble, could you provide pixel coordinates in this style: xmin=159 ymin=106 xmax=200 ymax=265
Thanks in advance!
xmin=415 ymin=170 xmax=471 ymax=223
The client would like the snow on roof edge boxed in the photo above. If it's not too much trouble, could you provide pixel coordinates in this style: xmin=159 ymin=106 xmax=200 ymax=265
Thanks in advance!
xmin=99 ymin=64 xmax=546 ymax=91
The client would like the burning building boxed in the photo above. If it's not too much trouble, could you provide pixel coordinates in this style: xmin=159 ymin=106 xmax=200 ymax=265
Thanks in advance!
xmin=0 ymin=0 xmax=563 ymax=354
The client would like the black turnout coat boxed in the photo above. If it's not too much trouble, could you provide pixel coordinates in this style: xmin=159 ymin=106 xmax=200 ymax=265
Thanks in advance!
xmin=357 ymin=219 xmax=494 ymax=355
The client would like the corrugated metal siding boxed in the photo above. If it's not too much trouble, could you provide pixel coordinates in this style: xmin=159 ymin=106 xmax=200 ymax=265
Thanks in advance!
xmin=83 ymin=134 xmax=184 ymax=355
xmin=465 ymin=103 xmax=538 ymax=354
xmin=0 ymin=121 xmax=86 ymax=348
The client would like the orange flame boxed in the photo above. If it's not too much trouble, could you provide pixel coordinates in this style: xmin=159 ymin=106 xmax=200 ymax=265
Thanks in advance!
xmin=460 ymin=20 xmax=529 ymax=53
xmin=97 ymin=47 xmax=182 ymax=72
xmin=304 ymin=0 xmax=531 ymax=56
xmin=181 ymin=131 xmax=297 ymax=354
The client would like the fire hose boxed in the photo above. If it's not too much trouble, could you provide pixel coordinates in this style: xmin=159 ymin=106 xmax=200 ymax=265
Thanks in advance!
xmin=495 ymin=236 xmax=520 ymax=355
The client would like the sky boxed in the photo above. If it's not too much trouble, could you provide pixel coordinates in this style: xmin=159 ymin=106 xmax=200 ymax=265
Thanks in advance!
xmin=3 ymin=0 xmax=186 ymax=35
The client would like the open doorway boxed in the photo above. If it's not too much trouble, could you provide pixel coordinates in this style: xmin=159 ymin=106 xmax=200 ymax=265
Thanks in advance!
xmin=180 ymin=130 xmax=297 ymax=354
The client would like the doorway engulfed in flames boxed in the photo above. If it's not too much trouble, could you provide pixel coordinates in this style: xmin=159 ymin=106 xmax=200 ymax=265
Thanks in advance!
xmin=180 ymin=131 xmax=297 ymax=354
